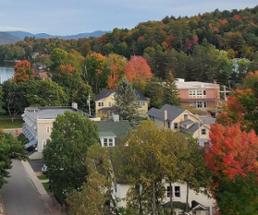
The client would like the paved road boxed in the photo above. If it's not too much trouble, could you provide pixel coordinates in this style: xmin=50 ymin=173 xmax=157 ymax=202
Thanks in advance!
xmin=1 ymin=160 xmax=52 ymax=215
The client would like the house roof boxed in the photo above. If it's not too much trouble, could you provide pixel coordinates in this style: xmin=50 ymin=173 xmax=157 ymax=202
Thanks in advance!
xmin=199 ymin=116 xmax=216 ymax=125
xmin=96 ymin=120 xmax=131 ymax=139
xmin=176 ymin=80 xmax=220 ymax=89
xmin=181 ymin=122 xmax=200 ymax=134
xmin=148 ymin=104 xmax=185 ymax=121
xmin=24 ymin=106 xmax=80 ymax=120
xmin=95 ymin=89 xmax=115 ymax=100
xmin=95 ymin=89 xmax=149 ymax=101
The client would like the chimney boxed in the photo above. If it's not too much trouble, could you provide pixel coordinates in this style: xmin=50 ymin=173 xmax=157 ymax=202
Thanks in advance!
xmin=72 ymin=102 xmax=78 ymax=110
xmin=164 ymin=110 xmax=168 ymax=121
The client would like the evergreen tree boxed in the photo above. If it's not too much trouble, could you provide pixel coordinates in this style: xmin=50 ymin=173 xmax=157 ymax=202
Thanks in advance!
xmin=115 ymin=79 xmax=139 ymax=122
xmin=164 ymin=71 xmax=180 ymax=105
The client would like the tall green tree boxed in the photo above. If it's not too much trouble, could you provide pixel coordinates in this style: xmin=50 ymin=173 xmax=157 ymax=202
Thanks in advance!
xmin=43 ymin=112 xmax=98 ymax=202
xmin=68 ymin=144 xmax=117 ymax=215
xmin=0 ymin=132 xmax=26 ymax=188
xmin=115 ymin=79 xmax=139 ymax=123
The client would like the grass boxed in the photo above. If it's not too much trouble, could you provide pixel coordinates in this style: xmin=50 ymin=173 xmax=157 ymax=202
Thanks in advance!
xmin=37 ymin=174 xmax=48 ymax=180
xmin=42 ymin=182 xmax=50 ymax=193
xmin=0 ymin=116 xmax=23 ymax=129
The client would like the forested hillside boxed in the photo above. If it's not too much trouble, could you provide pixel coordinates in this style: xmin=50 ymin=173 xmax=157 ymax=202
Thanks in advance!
xmin=0 ymin=6 xmax=257 ymax=85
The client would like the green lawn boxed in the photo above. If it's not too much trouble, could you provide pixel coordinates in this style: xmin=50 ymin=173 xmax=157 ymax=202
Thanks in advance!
xmin=42 ymin=182 xmax=50 ymax=193
xmin=37 ymin=174 xmax=48 ymax=180
xmin=0 ymin=116 xmax=23 ymax=129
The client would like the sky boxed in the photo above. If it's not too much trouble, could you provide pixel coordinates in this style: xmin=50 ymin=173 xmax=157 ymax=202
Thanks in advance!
xmin=0 ymin=0 xmax=257 ymax=35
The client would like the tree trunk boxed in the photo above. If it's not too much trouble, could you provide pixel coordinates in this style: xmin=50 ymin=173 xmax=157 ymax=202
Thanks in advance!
xmin=152 ymin=182 xmax=156 ymax=215
xmin=169 ymin=182 xmax=173 ymax=215
xmin=185 ymin=182 xmax=189 ymax=212
xmin=137 ymin=183 xmax=143 ymax=215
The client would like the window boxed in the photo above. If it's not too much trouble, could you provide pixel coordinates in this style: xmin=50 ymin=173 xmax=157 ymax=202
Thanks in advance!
xmin=203 ymin=101 xmax=207 ymax=108
xmin=184 ymin=114 xmax=188 ymax=120
xmin=167 ymin=186 xmax=172 ymax=197
xmin=197 ymin=90 xmax=202 ymax=95
xmin=203 ymin=90 xmax=206 ymax=95
xmin=98 ymin=102 xmax=104 ymax=107
xmin=103 ymin=138 xmax=108 ymax=147
xmin=109 ymin=102 xmax=112 ymax=107
xmin=174 ymin=123 xmax=178 ymax=129
xmin=167 ymin=121 xmax=171 ymax=129
xmin=108 ymin=138 xmax=114 ymax=147
xmin=197 ymin=101 xmax=203 ymax=108
xmin=174 ymin=186 xmax=180 ymax=197
xmin=189 ymin=90 xmax=196 ymax=96
xmin=201 ymin=129 xmax=206 ymax=135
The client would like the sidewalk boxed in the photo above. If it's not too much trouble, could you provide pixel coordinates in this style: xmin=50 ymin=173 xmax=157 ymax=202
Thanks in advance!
xmin=21 ymin=160 xmax=65 ymax=215
xmin=0 ymin=196 xmax=4 ymax=215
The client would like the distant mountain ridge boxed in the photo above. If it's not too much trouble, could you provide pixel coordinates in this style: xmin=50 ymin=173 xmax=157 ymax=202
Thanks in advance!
xmin=0 ymin=30 xmax=107 ymax=44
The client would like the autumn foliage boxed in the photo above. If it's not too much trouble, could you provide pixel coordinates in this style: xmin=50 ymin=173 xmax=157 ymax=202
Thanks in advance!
xmin=59 ymin=64 xmax=75 ymax=74
xmin=125 ymin=56 xmax=153 ymax=86
xmin=205 ymin=124 xmax=258 ymax=180
xmin=14 ymin=60 xmax=33 ymax=83
xmin=217 ymin=71 xmax=258 ymax=133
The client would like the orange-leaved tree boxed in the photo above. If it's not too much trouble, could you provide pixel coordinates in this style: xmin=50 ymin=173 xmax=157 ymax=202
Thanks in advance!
xmin=205 ymin=123 xmax=258 ymax=180
xmin=125 ymin=56 xmax=153 ymax=87
xmin=14 ymin=60 xmax=33 ymax=83
xmin=106 ymin=54 xmax=127 ymax=90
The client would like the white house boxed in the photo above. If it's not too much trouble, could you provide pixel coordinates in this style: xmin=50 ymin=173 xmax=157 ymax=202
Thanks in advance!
xmin=113 ymin=182 xmax=216 ymax=215
xmin=22 ymin=103 xmax=84 ymax=154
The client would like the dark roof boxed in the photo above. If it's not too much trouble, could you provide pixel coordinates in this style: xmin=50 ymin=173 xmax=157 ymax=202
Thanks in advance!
xmin=96 ymin=120 xmax=131 ymax=139
xmin=135 ymin=90 xmax=149 ymax=101
xmin=181 ymin=122 xmax=199 ymax=134
xmin=96 ymin=89 xmax=148 ymax=101
xmin=163 ymin=201 xmax=188 ymax=210
xmin=95 ymin=89 xmax=114 ymax=100
xmin=148 ymin=104 xmax=185 ymax=121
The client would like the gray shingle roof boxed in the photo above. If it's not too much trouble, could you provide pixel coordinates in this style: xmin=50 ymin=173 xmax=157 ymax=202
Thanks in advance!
xmin=95 ymin=89 xmax=148 ymax=101
xmin=148 ymin=104 xmax=185 ymax=121
xmin=95 ymin=89 xmax=114 ymax=100
xmin=199 ymin=116 xmax=216 ymax=125
xmin=96 ymin=120 xmax=131 ymax=139
xmin=181 ymin=122 xmax=199 ymax=134
xmin=25 ymin=107 xmax=78 ymax=120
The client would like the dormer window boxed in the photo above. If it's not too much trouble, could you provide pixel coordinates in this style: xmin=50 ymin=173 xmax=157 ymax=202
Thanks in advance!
xmin=201 ymin=129 xmax=206 ymax=135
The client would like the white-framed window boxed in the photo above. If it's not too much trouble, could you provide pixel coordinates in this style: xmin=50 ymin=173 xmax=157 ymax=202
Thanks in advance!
xmin=184 ymin=114 xmax=188 ymax=120
xmin=174 ymin=186 xmax=180 ymax=197
xmin=197 ymin=90 xmax=202 ymax=95
xmin=103 ymin=138 xmax=108 ymax=147
xmin=174 ymin=123 xmax=178 ymax=129
xmin=167 ymin=186 xmax=172 ymax=197
xmin=201 ymin=129 xmax=206 ymax=135
xmin=189 ymin=90 xmax=195 ymax=96
xmin=197 ymin=101 xmax=203 ymax=108
xmin=108 ymin=138 xmax=114 ymax=147
xmin=98 ymin=102 xmax=104 ymax=107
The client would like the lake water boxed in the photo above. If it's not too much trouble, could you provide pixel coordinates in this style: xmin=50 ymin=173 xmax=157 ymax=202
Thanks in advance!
xmin=0 ymin=67 xmax=14 ymax=84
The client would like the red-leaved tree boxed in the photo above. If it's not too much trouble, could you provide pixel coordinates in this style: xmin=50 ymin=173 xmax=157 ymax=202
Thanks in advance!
xmin=205 ymin=123 xmax=258 ymax=180
xmin=125 ymin=56 xmax=153 ymax=87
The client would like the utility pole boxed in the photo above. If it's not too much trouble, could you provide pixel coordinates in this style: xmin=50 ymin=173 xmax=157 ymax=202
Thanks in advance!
xmin=87 ymin=94 xmax=91 ymax=116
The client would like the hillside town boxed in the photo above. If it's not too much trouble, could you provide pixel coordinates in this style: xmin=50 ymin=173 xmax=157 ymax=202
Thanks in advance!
xmin=0 ymin=3 xmax=258 ymax=215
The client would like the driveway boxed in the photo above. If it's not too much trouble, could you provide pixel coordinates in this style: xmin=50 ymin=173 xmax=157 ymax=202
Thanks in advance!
xmin=1 ymin=160 xmax=52 ymax=215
